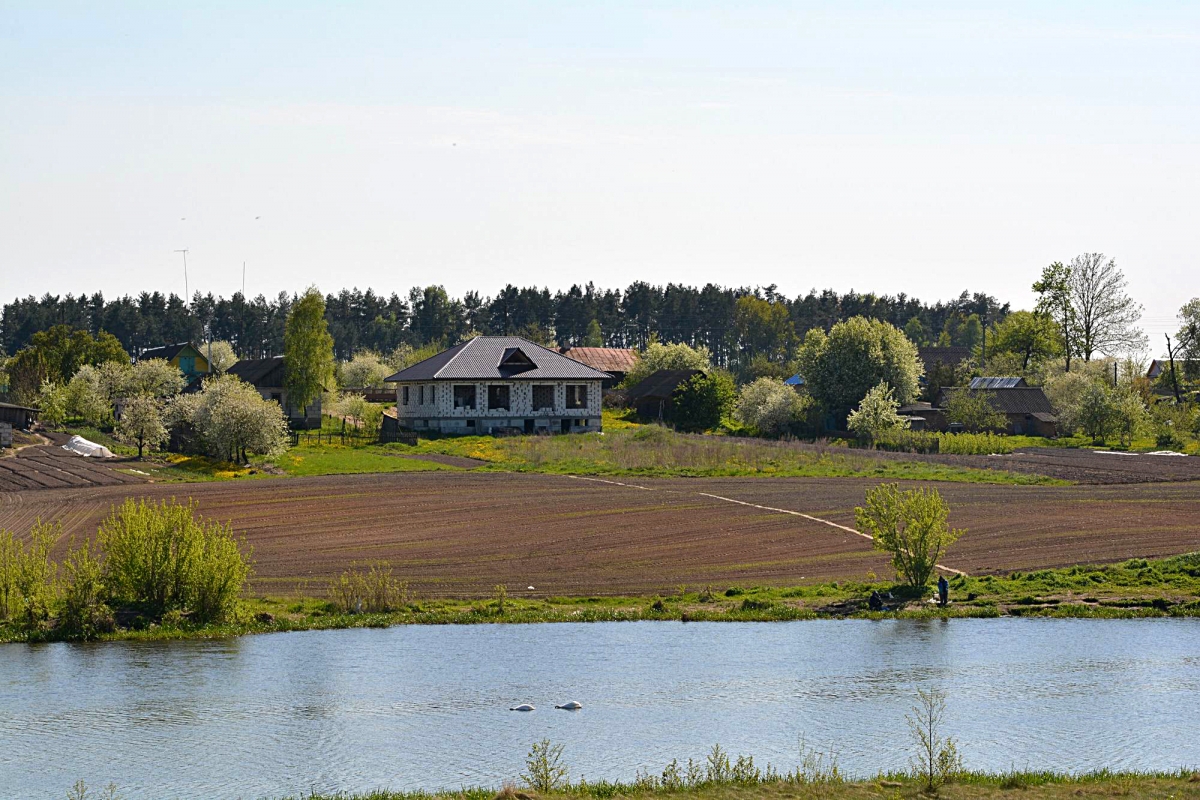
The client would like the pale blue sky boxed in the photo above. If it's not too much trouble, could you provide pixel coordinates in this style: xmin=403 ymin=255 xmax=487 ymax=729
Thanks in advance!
xmin=1 ymin=2 xmax=1196 ymax=339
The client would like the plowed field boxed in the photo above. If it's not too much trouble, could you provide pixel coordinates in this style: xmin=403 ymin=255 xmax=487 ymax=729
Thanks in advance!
xmin=2 ymin=471 xmax=1198 ymax=597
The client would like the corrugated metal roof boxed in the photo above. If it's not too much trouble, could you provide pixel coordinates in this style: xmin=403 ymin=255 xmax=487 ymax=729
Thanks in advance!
xmin=385 ymin=337 xmax=610 ymax=382
xmin=784 ymin=373 xmax=805 ymax=386
xmin=970 ymin=376 xmax=1027 ymax=389
xmin=561 ymin=347 xmax=638 ymax=374
xmin=938 ymin=386 xmax=1055 ymax=415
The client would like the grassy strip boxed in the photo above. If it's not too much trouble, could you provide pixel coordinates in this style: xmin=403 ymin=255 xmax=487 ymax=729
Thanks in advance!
xmin=6 ymin=554 xmax=1198 ymax=645
xmin=273 ymin=774 xmax=1200 ymax=800
xmin=393 ymin=428 xmax=1065 ymax=485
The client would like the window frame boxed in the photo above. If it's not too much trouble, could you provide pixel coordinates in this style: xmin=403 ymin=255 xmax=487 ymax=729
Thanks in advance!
xmin=453 ymin=384 xmax=477 ymax=410
xmin=487 ymin=384 xmax=510 ymax=411
xmin=565 ymin=384 xmax=588 ymax=409
xmin=532 ymin=384 xmax=555 ymax=411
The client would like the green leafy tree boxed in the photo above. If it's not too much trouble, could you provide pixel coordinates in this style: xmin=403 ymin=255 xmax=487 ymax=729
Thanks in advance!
xmin=735 ymin=377 xmax=811 ymax=437
xmin=6 ymin=326 xmax=129 ymax=404
xmin=733 ymin=295 xmax=797 ymax=375
xmin=205 ymin=340 xmax=239 ymax=374
xmin=943 ymin=389 xmax=1007 ymax=433
xmin=1111 ymin=390 xmax=1149 ymax=447
xmin=582 ymin=319 xmax=604 ymax=347
xmin=1033 ymin=261 xmax=1077 ymax=372
xmin=36 ymin=380 xmax=69 ymax=426
xmin=796 ymin=316 xmax=923 ymax=420
xmin=624 ymin=340 xmax=713 ymax=387
xmin=65 ymin=365 xmax=112 ymax=426
xmin=284 ymin=287 xmax=336 ymax=417
xmin=1077 ymin=382 xmax=1116 ymax=443
xmin=176 ymin=375 xmax=290 ymax=463
xmin=115 ymin=395 xmax=169 ymax=458
xmin=855 ymin=483 xmax=964 ymax=589
xmin=669 ymin=372 xmax=735 ymax=432
xmin=1042 ymin=370 xmax=1093 ymax=435
xmin=846 ymin=382 xmax=908 ymax=443
xmin=987 ymin=310 xmax=1062 ymax=371
xmin=904 ymin=316 xmax=927 ymax=346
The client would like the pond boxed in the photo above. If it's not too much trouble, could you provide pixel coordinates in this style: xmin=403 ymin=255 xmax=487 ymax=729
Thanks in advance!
xmin=1 ymin=619 xmax=1198 ymax=799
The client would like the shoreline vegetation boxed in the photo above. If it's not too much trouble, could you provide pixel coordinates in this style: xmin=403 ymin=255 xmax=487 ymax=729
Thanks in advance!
xmin=5 ymin=552 xmax=1199 ymax=645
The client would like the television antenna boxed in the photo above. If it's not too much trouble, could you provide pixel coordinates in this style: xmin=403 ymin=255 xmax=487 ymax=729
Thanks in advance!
xmin=174 ymin=249 xmax=190 ymax=301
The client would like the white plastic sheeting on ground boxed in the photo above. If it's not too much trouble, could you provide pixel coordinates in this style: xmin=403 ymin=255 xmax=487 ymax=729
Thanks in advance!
xmin=61 ymin=435 xmax=115 ymax=458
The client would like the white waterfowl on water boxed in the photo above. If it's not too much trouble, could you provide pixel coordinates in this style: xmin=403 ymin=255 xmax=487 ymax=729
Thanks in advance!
xmin=555 ymin=701 xmax=583 ymax=710
xmin=509 ymin=704 xmax=535 ymax=712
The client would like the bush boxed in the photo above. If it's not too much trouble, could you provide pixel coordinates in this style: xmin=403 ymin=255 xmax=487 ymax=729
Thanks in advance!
xmin=58 ymin=541 xmax=113 ymax=638
xmin=523 ymin=739 xmax=569 ymax=792
xmin=624 ymin=340 xmax=713 ymax=387
xmin=669 ymin=372 xmax=735 ymax=432
xmin=98 ymin=498 xmax=251 ymax=623
xmin=0 ymin=520 xmax=60 ymax=629
xmin=855 ymin=483 xmax=964 ymax=588
xmin=736 ymin=377 xmax=810 ymax=437
xmin=846 ymin=382 xmax=908 ymax=443
xmin=329 ymin=561 xmax=409 ymax=613
xmin=943 ymin=388 xmax=1007 ymax=432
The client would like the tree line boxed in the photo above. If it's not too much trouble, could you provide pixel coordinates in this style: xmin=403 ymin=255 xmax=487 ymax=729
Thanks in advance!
xmin=1 ymin=282 xmax=1007 ymax=366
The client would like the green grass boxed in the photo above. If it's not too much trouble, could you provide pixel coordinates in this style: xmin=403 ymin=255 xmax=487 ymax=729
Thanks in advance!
xmin=398 ymin=427 xmax=1065 ymax=485
xmin=6 ymin=553 xmax=1198 ymax=645
xmin=274 ymin=774 xmax=1200 ymax=800
xmin=269 ymin=444 xmax=458 ymax=477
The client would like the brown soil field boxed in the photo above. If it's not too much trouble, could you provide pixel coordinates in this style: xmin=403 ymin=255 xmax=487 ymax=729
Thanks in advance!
xmin=2 ymin=471 xmax=1198 ymax=598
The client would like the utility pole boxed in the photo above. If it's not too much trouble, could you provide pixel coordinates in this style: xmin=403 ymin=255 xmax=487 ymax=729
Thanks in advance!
xmin=242 ymin=261 xmax=246 ymax=297
xmin=174 ymin=249 xmax=190 ymax=302
xmin=1165 ymin=334 xmax=1182 ymax=403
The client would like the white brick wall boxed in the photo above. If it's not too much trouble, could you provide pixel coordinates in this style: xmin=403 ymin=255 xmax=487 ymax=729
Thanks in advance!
xmin=395 ymin=380 xmax=601 ymax=433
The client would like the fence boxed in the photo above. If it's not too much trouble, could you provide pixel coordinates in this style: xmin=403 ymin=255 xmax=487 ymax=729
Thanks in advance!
xmin=290 ymin=420 xmax=417 ymax=447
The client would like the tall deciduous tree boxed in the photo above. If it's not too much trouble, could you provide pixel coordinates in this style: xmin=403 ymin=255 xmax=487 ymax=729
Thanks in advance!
xmin=284 ymin=287 xmax=336 ymax=417
xmin=1066 ymin=253 xmax=1146 ymax=361
xmin=1033 ymin=261 xmax=1076 ymax=372
xmin=987 ymin=310 xmax=1061 ymax=370
xmin=796 ymin=316 xmax=923 ymax=419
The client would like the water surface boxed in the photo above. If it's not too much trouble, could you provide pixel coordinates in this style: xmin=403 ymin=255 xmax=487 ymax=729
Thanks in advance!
xmin=1 ymin=618 xmax=1198 ymax=799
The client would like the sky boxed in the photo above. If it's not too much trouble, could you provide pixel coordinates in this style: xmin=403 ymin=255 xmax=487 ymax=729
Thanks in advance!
xmin=1 ymin=1 xmax=1197 ymax=344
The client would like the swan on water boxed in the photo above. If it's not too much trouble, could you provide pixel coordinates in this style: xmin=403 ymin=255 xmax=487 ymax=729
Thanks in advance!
xmin=509 ymin=704 xmax=536 ymax=712
xmin=555 ymin=701 xmax=583 ymax=710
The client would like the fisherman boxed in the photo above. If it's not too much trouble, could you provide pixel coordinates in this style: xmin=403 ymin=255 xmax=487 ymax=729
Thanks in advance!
xmin=937 ymin=574 xmax=949 ymax=606
xmin=868 ymin=590 xmax=884 ymax=611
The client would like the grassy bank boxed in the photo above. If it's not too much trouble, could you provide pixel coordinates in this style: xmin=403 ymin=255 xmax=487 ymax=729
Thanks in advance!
xmin=7 ymin=553 xmax=1198 ymax=645
xmin=276 ymin=774 xmax=1200 ymax=800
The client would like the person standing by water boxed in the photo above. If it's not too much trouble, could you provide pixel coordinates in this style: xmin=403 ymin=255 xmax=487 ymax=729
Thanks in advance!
xmin=937 ymin=574 xmax=949 ymax=606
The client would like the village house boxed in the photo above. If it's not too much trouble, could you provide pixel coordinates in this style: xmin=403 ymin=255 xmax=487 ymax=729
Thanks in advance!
xmin=624 ymin=369 xmax=704 ymax=420
xmin=385 ymin=336 xmax=609 ymax=435
xmin=227 ymin=356 xmax=323 ymax=429
xmin=138 ymin=342 xmax=211 ymax=386
xmin=902 ymin=376 xmax=1058 ymax=436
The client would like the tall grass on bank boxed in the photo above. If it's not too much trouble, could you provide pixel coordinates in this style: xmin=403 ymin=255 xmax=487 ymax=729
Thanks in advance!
xmin=874 ymin=430 xmax=1014 ymax=456
xmin=329 ymin=561 xmax=409 ymax=614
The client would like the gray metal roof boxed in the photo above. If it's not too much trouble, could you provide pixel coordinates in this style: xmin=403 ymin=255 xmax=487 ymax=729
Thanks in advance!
xmin=938 ymin=386 xmax=1054 ymax=415
xmin=384 ymin=337 xmax=610 ymax=382
xmin=970 ymin=376 xmax=1027 ymax=389
xmin=625 ymin=369 xmax=705 ymax=401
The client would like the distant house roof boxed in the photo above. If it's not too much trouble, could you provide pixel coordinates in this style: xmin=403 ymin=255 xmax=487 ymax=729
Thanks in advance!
xmin=1148 ymin=359 xmax=1199 ymax=379
xmin=139 ymin=342 xmax=197 ymax=362
xmin=227 ymin=356 xmax=286 ymax=388
xmin=918 ymin=346 xmax=972 ymax=373
xmin=970 ymin=376 xmax=1027 ymax=389
xmin=784 ymin=373 xmax=805 ymax=387
xmin=560 ymin=346 xmax=638 ymax=375
xmin=626 ymin=369 xmax=704 ymax=402
xmin=0 ymin=401 xmax=40 ymax=413
xmin=938 ymin=386 xmax=1055 ymax=416
xmin=385 ymin=337 xmax=610 ymax=382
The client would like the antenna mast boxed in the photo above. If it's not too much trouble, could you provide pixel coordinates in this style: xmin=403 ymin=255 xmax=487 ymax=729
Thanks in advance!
xmin=174 ymin=249 xmax=190 ymax=302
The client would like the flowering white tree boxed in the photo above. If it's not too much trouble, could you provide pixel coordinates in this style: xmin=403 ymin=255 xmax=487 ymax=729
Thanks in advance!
xmin=846 ymin=382 xmax=908 ymax=442
xmin=187 ymin=375 xmax=290 ymax=463
xmin=735 ymin=378 xmax=809 ymax=436
xmin=339 ymin=351 xmax=390 ymax=388
xmin=115 ymin=395 xmax=169 ymax=458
